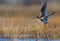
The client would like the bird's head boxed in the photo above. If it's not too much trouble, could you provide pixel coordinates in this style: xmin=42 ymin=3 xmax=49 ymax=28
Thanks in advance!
xmin=36 ymin=16 xmax=40 ymax=18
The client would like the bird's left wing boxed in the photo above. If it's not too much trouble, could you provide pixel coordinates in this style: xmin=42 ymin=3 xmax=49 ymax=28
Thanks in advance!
xmin=41 ymin=1 xmax=48 ymax=17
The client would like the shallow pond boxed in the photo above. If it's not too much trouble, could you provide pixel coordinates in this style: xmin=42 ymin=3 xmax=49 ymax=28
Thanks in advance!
xmin=0 ymin=38 xmax=60 ymax=41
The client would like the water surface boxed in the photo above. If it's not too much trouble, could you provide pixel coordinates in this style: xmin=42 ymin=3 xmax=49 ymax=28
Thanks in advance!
xmin=0 ymin=38 xmax=60 ymax=41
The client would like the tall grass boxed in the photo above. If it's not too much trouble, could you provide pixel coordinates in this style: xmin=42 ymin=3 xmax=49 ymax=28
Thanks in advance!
xmin=0 ymin=5 xmax=60 ymax=39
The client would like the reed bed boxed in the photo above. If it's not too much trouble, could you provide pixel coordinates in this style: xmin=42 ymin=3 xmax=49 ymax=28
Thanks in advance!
xmin=0 ymin=5 xmax=60 ymax=39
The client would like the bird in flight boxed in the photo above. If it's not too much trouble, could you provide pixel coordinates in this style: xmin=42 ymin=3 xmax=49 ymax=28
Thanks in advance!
xmin=36 ymin=1 xmax=55 ymax=24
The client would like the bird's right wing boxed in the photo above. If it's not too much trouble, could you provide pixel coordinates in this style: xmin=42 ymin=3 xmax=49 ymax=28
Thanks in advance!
xmin=44 ymin=11 xmax=55 ymax=19
xmin=48 ymin=11 xmax=55 ymax=17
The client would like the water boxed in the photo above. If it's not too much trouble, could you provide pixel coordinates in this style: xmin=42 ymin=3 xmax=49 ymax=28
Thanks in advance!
xmin=0 ymin=38 xmax=60 ymax=41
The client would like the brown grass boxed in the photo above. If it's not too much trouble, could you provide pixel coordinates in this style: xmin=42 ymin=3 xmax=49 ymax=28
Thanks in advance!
xmin=0 ymin=5 xmax=60 ymax=39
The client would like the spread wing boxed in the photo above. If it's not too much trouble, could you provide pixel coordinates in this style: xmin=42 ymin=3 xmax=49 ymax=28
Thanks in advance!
xmin=41 ymin=1 xmax=47 ymax=17
xmin=48 ymin=11 xmax=55 ymax=17
xmin=44 ymin=11 xmax=55 ymax=19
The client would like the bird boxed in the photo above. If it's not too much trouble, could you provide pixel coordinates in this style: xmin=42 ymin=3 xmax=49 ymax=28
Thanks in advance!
xmin=36 ymin=1 xmax=55 ymax=24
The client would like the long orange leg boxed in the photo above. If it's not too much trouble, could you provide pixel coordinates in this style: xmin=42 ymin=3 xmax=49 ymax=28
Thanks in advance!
xmin=43 ymin=24 xmax=47 ymax=31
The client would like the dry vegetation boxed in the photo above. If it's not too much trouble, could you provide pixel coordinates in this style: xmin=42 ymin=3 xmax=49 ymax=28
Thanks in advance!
xmin=0 ymin=5 xmax=60 ymax=39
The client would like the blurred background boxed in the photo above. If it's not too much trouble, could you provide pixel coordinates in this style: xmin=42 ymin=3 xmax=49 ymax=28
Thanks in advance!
xmin=0 ymin=0 xmax=60 ymax=39
xmin=0 ymin=0 xmax=60 ymax=5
